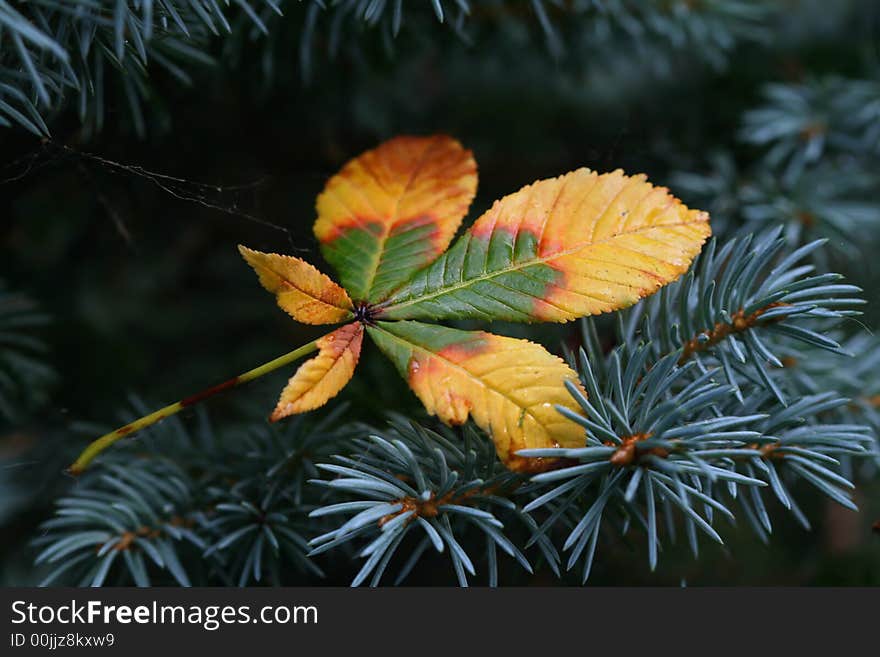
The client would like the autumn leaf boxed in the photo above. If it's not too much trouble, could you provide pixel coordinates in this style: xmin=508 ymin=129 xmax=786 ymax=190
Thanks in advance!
xmin=376 ymin=168 xmax=710 ymax=322
xmin=271 ymin=322 xmax=364 ymax=421
xmin=314 ymin=135 xmax=478 ymax=301
xmin=72 ymin=135 xmax=710 ymax=476
xmin=367 ymin=321 xmax=584 ymax=472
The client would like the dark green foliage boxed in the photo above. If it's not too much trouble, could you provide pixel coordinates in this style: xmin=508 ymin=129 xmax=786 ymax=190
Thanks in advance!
xmin=34 ymin=405 xmax=354 ymax=586
xmin=740 ymin=77 xmax=880 ymax=179
xmin=0 ymin=0 xmax=280 ymax=136
xmin=676 ymin=73 xmax=880 ymax=254
xmin=28 ymin=233 xmax=879 ymax=586
xmin=637 ymin=229 xmax=863 ymax=402
xmin=1 ymin=0 xmax=780 ymax=135
xmin=2 ymin=0 xmax=879 ymax=587
xmin=522 ymin=317 xmax=874 ymax=580
xmin=0 ymin=281 xmax=55 ymax=421
xmin=307 ymin=420 xmax=539 ymax=587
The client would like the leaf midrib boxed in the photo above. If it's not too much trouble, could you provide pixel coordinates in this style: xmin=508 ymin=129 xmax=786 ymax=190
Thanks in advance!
xmin=277 ymin=278 xmax=352 ymax=314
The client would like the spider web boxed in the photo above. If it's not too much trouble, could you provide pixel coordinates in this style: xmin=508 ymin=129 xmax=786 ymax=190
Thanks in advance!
xmin=0 ymin=140 xmax=305 ymax=253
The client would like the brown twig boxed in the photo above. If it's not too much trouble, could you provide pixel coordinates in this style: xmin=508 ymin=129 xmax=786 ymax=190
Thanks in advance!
xmin=379 ymin=481 xmax=512 ymax=528
xmin=607 ymin=433 xmax=667 ymax=467
xmin=100 ymin=515 xmax=197 ymax=553
xmin=678 ymin=302 xmax=787 ymax=365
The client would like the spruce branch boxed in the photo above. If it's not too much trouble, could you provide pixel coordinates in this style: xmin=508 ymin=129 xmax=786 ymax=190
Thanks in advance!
xmin=202 ymin=477 xmax=322 ymax=586
xmin=34 ymin=458 xmax=207 ymax=586
xmin=1 ymin=0 xmax=781 ymax=134
xmin=740 ymin=76 xmax=880 ymax=182
xmin=307 ymin=419 xmax=545 ymax=586
xmin=635 ymin=229 xmax=863 ymax=403
xmin=675 ymin=157 xmax=880 ymax=253
xmin=34 ymin=401 xmax=354 ymax=586
xmin=518 ymin=335 xmax=873 ymax=579
xmin=778 ymin=332 xmax=880 ymax=463
xmin=0 ymin=0 xmax=277 ymax=135
xmin=675 ymin=74 xmax=880 ymax=253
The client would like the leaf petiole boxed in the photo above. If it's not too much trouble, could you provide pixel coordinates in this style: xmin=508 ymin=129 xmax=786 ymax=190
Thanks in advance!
xmin=68 ymin=339 xmax=321 ymax=475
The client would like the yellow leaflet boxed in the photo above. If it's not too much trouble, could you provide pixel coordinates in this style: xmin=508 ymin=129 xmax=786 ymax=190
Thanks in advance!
xmin=368 ymin=321 xmax=585 ymax=472
xmin=271 ymin=322 xmax=364 ymax=421
xmin=239 ymin=246 xmax=353 ymax=325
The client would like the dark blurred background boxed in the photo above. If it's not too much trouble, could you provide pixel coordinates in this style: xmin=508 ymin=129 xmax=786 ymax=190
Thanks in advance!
xmin=1 ymin=0 xmax=878 ymax=585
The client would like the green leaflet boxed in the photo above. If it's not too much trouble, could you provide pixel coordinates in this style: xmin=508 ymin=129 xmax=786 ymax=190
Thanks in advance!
xmin=376 ymin=169 xmax=712 ymax=323
xmin=375 ymin=229 xmax=560 ymax=322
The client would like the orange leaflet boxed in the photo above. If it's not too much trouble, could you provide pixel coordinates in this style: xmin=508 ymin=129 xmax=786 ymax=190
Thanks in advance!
xmin=522 ymin=169 xmax=711 ymax=321
xmin=271 ymin=322 xmax=364 ymax=421
xmin=238 ymin=246 xmax=353 ymax=325
xmin=314 ymin=135 xmax=478 ymax=301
